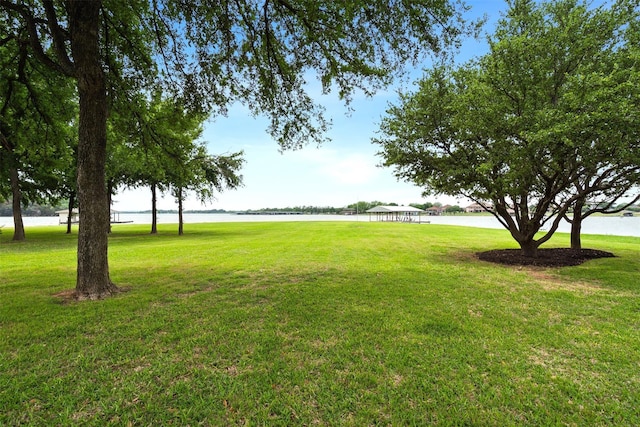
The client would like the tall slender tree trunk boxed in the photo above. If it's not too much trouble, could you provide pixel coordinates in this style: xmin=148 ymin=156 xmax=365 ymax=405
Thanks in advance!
xmin=178 ymin=188 xmax=184 ymax=235
xmin=70 ymin=0 xmax=117 ymax=299
xmin=66 ymin=191 xmax=76 ymax=234
xmin=151 ymin=183 xmax=158 ymax=234
xmin=107 ymin=181 xmax=113 ymax=234
xmin=10 ymin=167 xmax=25 ymax=241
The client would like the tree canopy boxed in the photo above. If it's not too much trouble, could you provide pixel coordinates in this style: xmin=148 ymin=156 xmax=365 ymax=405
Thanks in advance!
xmin=375 ymin=0 xmax=640 ymax=257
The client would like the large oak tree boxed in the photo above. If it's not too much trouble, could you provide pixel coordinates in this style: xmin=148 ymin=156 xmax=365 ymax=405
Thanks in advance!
xmin=0 ymin=0 xmax=470 ymax=299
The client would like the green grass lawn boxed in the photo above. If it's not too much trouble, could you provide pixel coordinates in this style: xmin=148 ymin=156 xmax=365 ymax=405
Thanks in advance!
xmin=1 ymin=222 xmax=639 ymax=425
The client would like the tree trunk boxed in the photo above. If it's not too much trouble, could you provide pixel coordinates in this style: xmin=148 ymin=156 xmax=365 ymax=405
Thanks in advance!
xmin=503 ymin=214 xmax=540 ymax=258
xmin=570 ymin=221 xmax=582 ymax=251
xmin=70 ymin=0 xmax=117 ymax=300
xmin=570 ymin=198 xmax=585 ymax=251
xmin=66 ymin=191 xmax=76 ymax=234
xmin=10 ymin=167 xmax=25 ymax=241
xmin=151 ymin=183 xmax=158 ymax=234
xmin=107 ymin=181 xmax=113 ymax=234
xmin=518 ymin=239 xmax=539 ymax=258
xmin=178 ymin=188 xmax=184 ymax=235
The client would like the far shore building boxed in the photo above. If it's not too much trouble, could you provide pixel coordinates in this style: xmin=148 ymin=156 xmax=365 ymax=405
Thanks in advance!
xmin=464 ymin=202 xmax=491 ymax=213
xmin=56 ymin=209 xmax=78 ymax=224
xmin=365 ymin=205 xmax=425 ymax=223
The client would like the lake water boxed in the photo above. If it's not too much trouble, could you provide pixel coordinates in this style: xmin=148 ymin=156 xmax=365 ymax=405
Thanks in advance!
xmin=1 ymin=213 xmax=639 ymax=237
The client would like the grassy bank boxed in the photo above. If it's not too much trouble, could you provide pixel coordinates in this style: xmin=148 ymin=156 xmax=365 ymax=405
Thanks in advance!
xmin=1 ymin=222 xmax=639 ymax=425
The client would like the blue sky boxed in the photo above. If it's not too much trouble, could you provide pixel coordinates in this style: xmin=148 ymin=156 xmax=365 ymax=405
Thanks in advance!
xmin=112 ymin=1 xmax=508 ymax=212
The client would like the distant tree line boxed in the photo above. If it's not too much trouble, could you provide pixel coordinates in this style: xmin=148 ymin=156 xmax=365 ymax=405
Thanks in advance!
xmin=236 ymin=201 xmax=467 ymax=214
xmin=0 ymin=201 xmax=64 ymax=217
xmin=3 ymin=199 xmax=637 ymax=219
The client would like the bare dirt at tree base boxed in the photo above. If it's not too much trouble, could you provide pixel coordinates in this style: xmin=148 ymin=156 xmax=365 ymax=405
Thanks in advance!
xmin=477 ymin=248 xmax=615 ymax=267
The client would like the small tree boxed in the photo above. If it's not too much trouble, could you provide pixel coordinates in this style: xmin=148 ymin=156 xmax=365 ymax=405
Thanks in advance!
xmin=107 ymin=92 xmax=203 ymax=234
xmin=376 ymin=65 xmax=572 ymax=257
xmin=555 ymin=10 xmax=640 ymax=249
xmin=170 ymin=145 xmax=244 ymax=235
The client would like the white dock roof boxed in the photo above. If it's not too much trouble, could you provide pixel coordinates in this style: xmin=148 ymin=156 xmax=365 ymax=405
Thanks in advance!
xmin=365 ymin=205 xmax=424 ymax=213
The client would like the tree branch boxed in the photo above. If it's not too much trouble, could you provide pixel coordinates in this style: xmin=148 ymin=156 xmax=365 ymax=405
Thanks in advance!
xmin=0 ymin=0 xmax=75 ymax=76
xmin=42 ymin=0 xmax=75 ymax=73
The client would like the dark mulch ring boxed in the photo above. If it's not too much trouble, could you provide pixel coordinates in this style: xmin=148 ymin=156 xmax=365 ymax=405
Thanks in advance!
xmin=477 ymin=248 xmax=616 ymax=267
